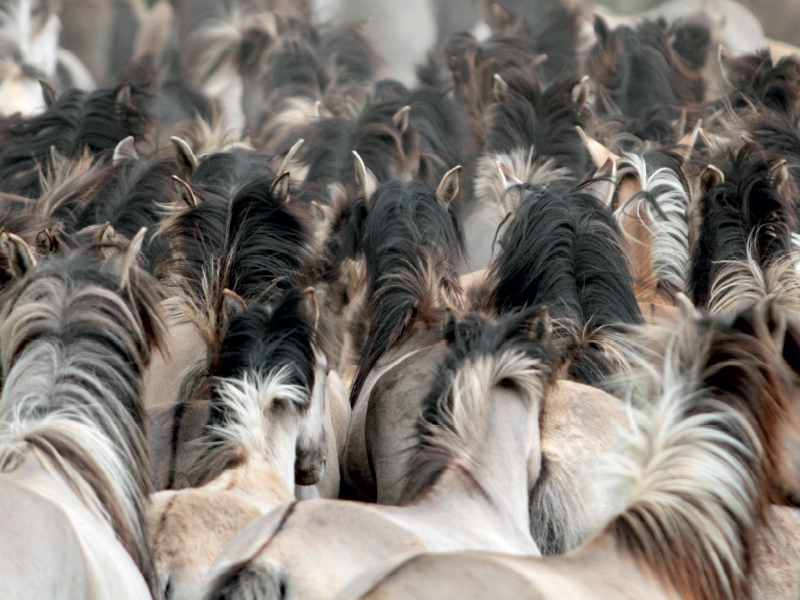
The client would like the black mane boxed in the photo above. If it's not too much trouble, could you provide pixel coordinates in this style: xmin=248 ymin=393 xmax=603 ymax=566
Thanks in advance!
xmin=0 ymin=82 xmax=152 ymax=197
xmin=688 ymin=143 xmax=797 ymax=307
xmin=490 ymin=185 xmax=641 ymax=385
xmin=349 ymin=180 xmax=464 ymax=405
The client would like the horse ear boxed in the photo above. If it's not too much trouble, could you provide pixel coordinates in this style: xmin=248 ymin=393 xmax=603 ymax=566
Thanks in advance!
xmin=36 ymin=229 xmax=58 ymax=255
xmin=675 ymin=292 xmax=700 ymax=321
xmin=699 ymin=164 xmax=725 ymax=197
xmin=768 ymin=159 xmax=791 ymax=196
xmin=521 ymin=307 xmax=551 ymax=342
xmin=352 ymin=151 xmax=378 ymax=204
xmin=493 ymin=74 xmax=509 ymax=102
xmin=95 ymin=221 xmax=118 ymax=244
xmin=37 ymin=77 xmax=57 ymax=107
xmin=278 ymin=138 xmax=304 ymax=176
xmin=392 ymin=105 xmax=411 ymax=134
xmin=576 ymin=126 xmax=617 ymax=170
xmin=271 ymin=172 xmax=291 ymax=203
xmin=1 ymin=231 xmax=37 ymax=278
xmin=302 ymin=287 xmax=320 ymax=329
xmin=757 ymin=294 xmax=787 ymax=352
xmin=674 ymin=119 xmax=703 ymax=161
xmin=113 ymin=136 xmax=138 ymax=165
xmin=171 ymin=136 xmax=198 ymax=178
xmin=172 ymin=175 xmax=198 ymax=208
xmin=222 ymin=288 xmax=247 ymax=324
xmin=497 ymin=160 xmax=521 ymax=187
xmin=114 ymin=81 xmax=132 ymax=107
xmin=436 ymin=165 xmax=461 ymax=207
xmin=571 ymin=75 xmax=591 ymax=110
xmin=115 ymin=227 xmax=146 ymax=289
xmin=594 ymin=14 xmax=611 ymax=47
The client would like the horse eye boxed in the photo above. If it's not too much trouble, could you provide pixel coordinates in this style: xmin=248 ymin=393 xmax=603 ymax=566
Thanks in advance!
xmin=460 ymin=329 xmax=470 ymax=342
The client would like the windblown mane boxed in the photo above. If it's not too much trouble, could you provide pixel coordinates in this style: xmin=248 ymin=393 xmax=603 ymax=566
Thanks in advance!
xmin=189 ymin=288 xmax=317 ymax=486
xmin=486 ymin=186 xmax=641 ymax=386
xmin=0 ymin=243 xmax=166 ymax=597
xmin=604 ymin=303 xmax=793 ymax=600
xmin=688 ymin=143 xmax=796 ymax=308
xmin=400 ymin=307 xmax=556 ymax=504
xmin=348 ymin=180 xmax=465 ymax=405
xmin=586 ymin=18 xmax=701 ymax=140
xmin=615 ymin=151 xmax=690 ymax=298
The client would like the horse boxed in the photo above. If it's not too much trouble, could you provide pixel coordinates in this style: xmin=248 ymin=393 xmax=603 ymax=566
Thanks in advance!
xmin=337 ymin=294 xmax=800 ymax=600
xmin=201 ymin=305 xmax=557 ymax=600
xmin=0 ymin=228 xmax=166 ymax=599
xmin=147 ymin=287 xmax=329 ymax=600
xmin=0 ymin=80 xmax=152 ymax=198
xmin=340 ymin=160 xmax=465 ymax=502
xmin=688 ymin=143 xmax=796 ymax=312
xmin=479 ymin=183 xmax=642 ymax=387
xmin=464 ymin=68 xmax=590 ymax=271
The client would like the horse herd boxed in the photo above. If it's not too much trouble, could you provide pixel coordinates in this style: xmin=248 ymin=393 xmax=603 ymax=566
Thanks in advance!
xmin=1 ymin=0 xmax=800 ymax=598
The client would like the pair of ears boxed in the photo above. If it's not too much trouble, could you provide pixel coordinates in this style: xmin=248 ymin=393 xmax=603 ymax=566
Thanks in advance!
xmin=168 ymin=137 xmax=303 ymax=209
xmin=0 ymin=225 xmax=147 ymax=290
xmin=221 ymin=286 xmax=321 ymax=329
xmin=698 ymin=159 xmax=790 ymax=198
xmin=351 ymin=150 xmax=462 ymax=208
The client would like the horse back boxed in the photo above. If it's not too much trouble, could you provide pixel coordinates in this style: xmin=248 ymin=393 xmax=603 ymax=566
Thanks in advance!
xmin=0 ymin=449 xmax=151 ymax=600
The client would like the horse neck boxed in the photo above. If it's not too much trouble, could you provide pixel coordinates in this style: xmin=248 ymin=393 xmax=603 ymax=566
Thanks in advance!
xmin=417 ymin=385 xmax=537 ymax=551
xmin=204 ymin=454 xmax=294 ymax=507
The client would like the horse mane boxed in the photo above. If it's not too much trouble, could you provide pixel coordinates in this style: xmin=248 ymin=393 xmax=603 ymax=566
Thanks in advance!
xmin=180 ymin=7 xmax=277 ymax=89
xmin=185 ymin=115 xmax=254 ymax=156
xmin=487 ymin=186 xmax=641 ymax=386
xmin=587 ymin=17 xmax=697 ymax=123
xmin=400 ymin=307 xmax=557 ymax=504
xmin=75 ymin=155 xmax=180 ymax=271
xmin=688 ymin=143 xmax=797 ymax=308
xmin=292 ymin=117 xmax=356 ymax=191
xmin=188 ymin=148 xmax=275 ymax=201
xmin=0 ymin=82 xmax=152 ymax=197
xmin=482 ymin=68 xmax=589 ymax=181
xmin=722 ymin=48 xmax=800 ymax=114
xmin=604 ymin=302 xmax=794 ymax=600
xmin=615 ymin=151 xmax=690 ymax=298
xmin=158 ymin=160 xmax=313 ymax=349
xmin=708 ymin=240 xmax=800 ymax=315
xmin=317 ymin=21 xmax=380 ymax=98
xmin=348 ymin=180 xmax=465 ymax=405
xmin=0 ymin=242 xmax=166 ymax=598
xmin=188 ymin=288 xmax=317 ymax=486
